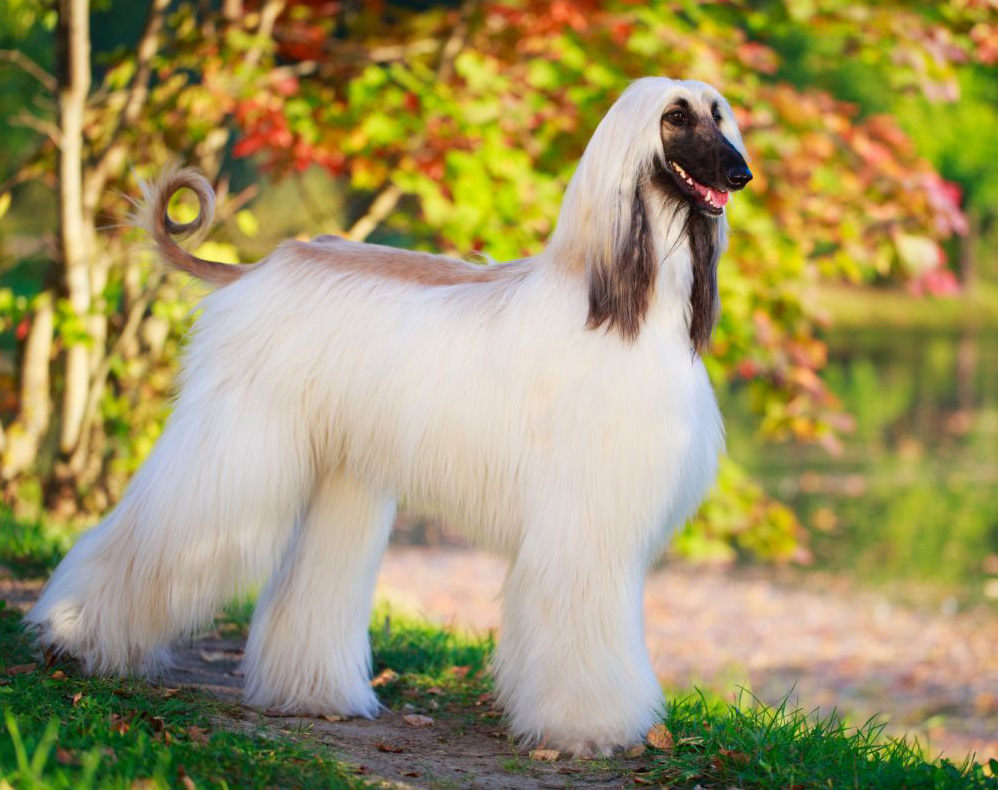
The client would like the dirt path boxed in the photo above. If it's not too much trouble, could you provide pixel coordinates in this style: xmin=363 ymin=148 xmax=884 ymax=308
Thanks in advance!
xmin=164 ymin=635 xmax=644 ymax=790
xmin=375 ymin=547 xmax=998 ymax=764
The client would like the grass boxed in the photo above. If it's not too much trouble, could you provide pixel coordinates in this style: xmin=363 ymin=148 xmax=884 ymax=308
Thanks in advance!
xmin=2 ymin=512 xmax=997 ymax=788
xmin=0 ymin=600 xmax=368 ymax=789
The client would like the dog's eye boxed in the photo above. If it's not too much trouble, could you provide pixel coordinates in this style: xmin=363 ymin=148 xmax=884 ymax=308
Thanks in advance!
xmin=664 ymin=110 xmax=687 ymax=127
xmin=712 ymin=111 xmax=722 ymax=125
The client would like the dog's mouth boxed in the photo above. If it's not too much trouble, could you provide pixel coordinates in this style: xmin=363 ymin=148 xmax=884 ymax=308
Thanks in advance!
xmin=666 ymin=161 xmax=728 ymax=216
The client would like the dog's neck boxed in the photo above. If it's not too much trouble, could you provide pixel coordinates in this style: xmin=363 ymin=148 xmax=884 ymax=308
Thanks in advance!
xmin=645 ymin=190 xmax=723 ymax=355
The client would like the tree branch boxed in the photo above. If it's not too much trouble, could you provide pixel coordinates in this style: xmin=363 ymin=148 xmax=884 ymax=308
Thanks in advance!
xmin=11 ymin=112 xmax=61 ymax=146
xmin=68 ymin=273 xmax=163 ymax=474
xmin=244 ymin=0 xmax=286 ymax=69
xmin=86 ymin=0 xmax=171 ymax=207
xmin=346 ymin=184 xmax=403 ymax=242
xmin=0 ymin=49 xmax=57 ymax=92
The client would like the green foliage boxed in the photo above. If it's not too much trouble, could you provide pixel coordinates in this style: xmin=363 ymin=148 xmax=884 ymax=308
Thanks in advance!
xmin=649 ymin=690 xmax=998 ymax=789
xmin=0 ymin=509 xmax=71 ymax=579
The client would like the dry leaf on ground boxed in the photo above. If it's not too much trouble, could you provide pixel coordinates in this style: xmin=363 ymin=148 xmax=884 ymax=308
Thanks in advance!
xmin=646 ymin=723 xmax=674 ymax=750
xmin=529 ymin=748 xmax=560 ymax=762
xmin=187 ymin=726 xmax=209 ymax=744
xmin=375 ymin=741 xmax=406 ymax=753
xmin=402 ymin=714 xmax=434 ymax=727
xmin=7 ymin=663 xmax=36 ymax=675
xmin=371 ymin=668 xmax=398 ymax=687
xmin=626 ymin=744 xmax=647 ymax=758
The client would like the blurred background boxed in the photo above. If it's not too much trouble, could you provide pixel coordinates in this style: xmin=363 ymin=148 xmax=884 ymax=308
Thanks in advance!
xmin=0 ymin=0 xmax=996 ymax=764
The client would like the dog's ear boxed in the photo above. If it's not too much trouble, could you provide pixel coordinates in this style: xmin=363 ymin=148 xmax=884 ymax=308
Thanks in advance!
xmin=686 ymin=211 xmax=723 ymax=356
xmin=585 ymin=185 xmax=657 ymax=342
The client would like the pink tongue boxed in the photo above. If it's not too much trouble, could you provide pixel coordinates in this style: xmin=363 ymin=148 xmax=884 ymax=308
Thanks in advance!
xmin=692 ymin=181 xmax=729 ymax=207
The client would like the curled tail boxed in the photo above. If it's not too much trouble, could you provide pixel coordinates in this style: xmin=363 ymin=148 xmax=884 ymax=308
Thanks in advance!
xmin=136 ymin=165 xmax=247 ymax=286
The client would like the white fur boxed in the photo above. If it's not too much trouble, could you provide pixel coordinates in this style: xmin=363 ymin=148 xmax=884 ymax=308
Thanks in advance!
xmin=28 ymin=78 xmax=739 ymax=754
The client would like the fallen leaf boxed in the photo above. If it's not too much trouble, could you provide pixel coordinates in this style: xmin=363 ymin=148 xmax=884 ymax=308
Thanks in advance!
xmin=403 ymin=714 xmax=434 ymax=727
xmin=147 ymin=716 xmax=166 ymax=733
xmin=228 ymin=668 xmax=245 ymax=677
xmin=50 ymin=670 xmax=66 ymax=679
xmin=626 ymin=744 xmax=647 ymax=758
xmin=187 ymin=726 xmax=209 ymax=744
xmin=109 ymin=714 xmax=130 ymax=735
xmin=198 ymin=649 xmax=243 ymax=663
xmin=55 ymin=747 xmax=80 ymax=766
xmin=646 ymin=723 xmax=674 ymax=750
xmin=677 ymin=736 xmax=704 ymax=747
xmin=71 ymin=692 xmax=83 ymax=706
xmin=375 ymin=741 xmax=405 ymax=753
xmin=448 ymin=665 xmax=470 ymax=679
xmin=529 ymin=749 xmax=560 ymax=762
xmin=371 ymin=668 xmax=398 ymax=687
xmin=321 ymin=713 xmax=346 ymax=722
xmin=718 ymin=748 xmax=750 ymax=764
xmin=7 ymin=663 xmax=36 ymax=675
xmin=403 ymin=770 xmax=421 ymax=778
xmin=159 ymin=687 xmax=181 ymax=698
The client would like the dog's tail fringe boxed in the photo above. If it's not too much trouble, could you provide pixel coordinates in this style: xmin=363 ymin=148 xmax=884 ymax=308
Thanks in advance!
xmin=134 ymin=164 xmax=246 ymax=286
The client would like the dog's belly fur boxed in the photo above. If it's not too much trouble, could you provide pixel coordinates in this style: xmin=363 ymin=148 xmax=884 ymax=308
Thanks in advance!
xmin=190 ymin=247 xmax=723 ymax=560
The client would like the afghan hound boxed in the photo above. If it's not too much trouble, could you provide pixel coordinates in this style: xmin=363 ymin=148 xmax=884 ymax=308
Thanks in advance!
xmin=28 ymin=77 xmax=752 ymax=755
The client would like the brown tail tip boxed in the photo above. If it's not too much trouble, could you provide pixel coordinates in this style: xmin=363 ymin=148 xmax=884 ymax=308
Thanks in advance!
xmin=135 ymin=165 xmax=244 ymax=286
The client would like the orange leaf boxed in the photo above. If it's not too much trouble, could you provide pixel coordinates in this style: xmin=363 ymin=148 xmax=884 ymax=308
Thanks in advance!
xmin=646 ymin=723 xmax=674 ymax=750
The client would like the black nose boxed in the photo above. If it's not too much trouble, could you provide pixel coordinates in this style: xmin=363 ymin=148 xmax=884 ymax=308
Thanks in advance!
xmin=726 ymin=165 xmax=753 ymax=190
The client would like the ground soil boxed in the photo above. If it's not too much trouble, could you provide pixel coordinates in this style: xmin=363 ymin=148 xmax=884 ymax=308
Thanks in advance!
xmin=4 ymin=545 xmax=997 ymax=788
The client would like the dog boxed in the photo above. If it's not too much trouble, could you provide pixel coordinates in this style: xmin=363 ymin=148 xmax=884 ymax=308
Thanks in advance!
xmin=28 ymin=77 xmax=751 ymax=755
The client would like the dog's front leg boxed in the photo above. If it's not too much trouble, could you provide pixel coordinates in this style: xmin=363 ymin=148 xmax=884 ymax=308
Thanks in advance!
xmin=493 ymin=522 xmax=662 ymax=756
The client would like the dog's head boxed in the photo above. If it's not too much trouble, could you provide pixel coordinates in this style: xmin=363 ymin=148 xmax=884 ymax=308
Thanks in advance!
xmin=552 ymin=78 xmax=750 ymax=352
xmin=655 ymin=91 xmax=752 ymax=216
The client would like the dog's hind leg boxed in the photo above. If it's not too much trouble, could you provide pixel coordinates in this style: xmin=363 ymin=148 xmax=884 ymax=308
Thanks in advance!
xmin=242 ymin=467 xmax=395 ymax=717
xmin=26 ymin=389 xmax=313 ymax=677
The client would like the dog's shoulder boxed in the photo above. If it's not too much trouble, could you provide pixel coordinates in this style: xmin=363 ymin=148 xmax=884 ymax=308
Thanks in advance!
xmin=279 ymin=237 xmax=527 ymax=288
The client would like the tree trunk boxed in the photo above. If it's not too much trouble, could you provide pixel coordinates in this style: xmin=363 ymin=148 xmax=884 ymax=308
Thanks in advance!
xmin=56 ymin=0 xmax=92 ymax=455
xmin=1 ymin=293 xmax=55 ymax=478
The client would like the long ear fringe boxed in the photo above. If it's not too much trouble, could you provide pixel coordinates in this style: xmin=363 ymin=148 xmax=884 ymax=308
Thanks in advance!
xmin=685 ymin=211 xmax=723 ymax=356
xmin=585 ymin=184 xmax=657 ymax=342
